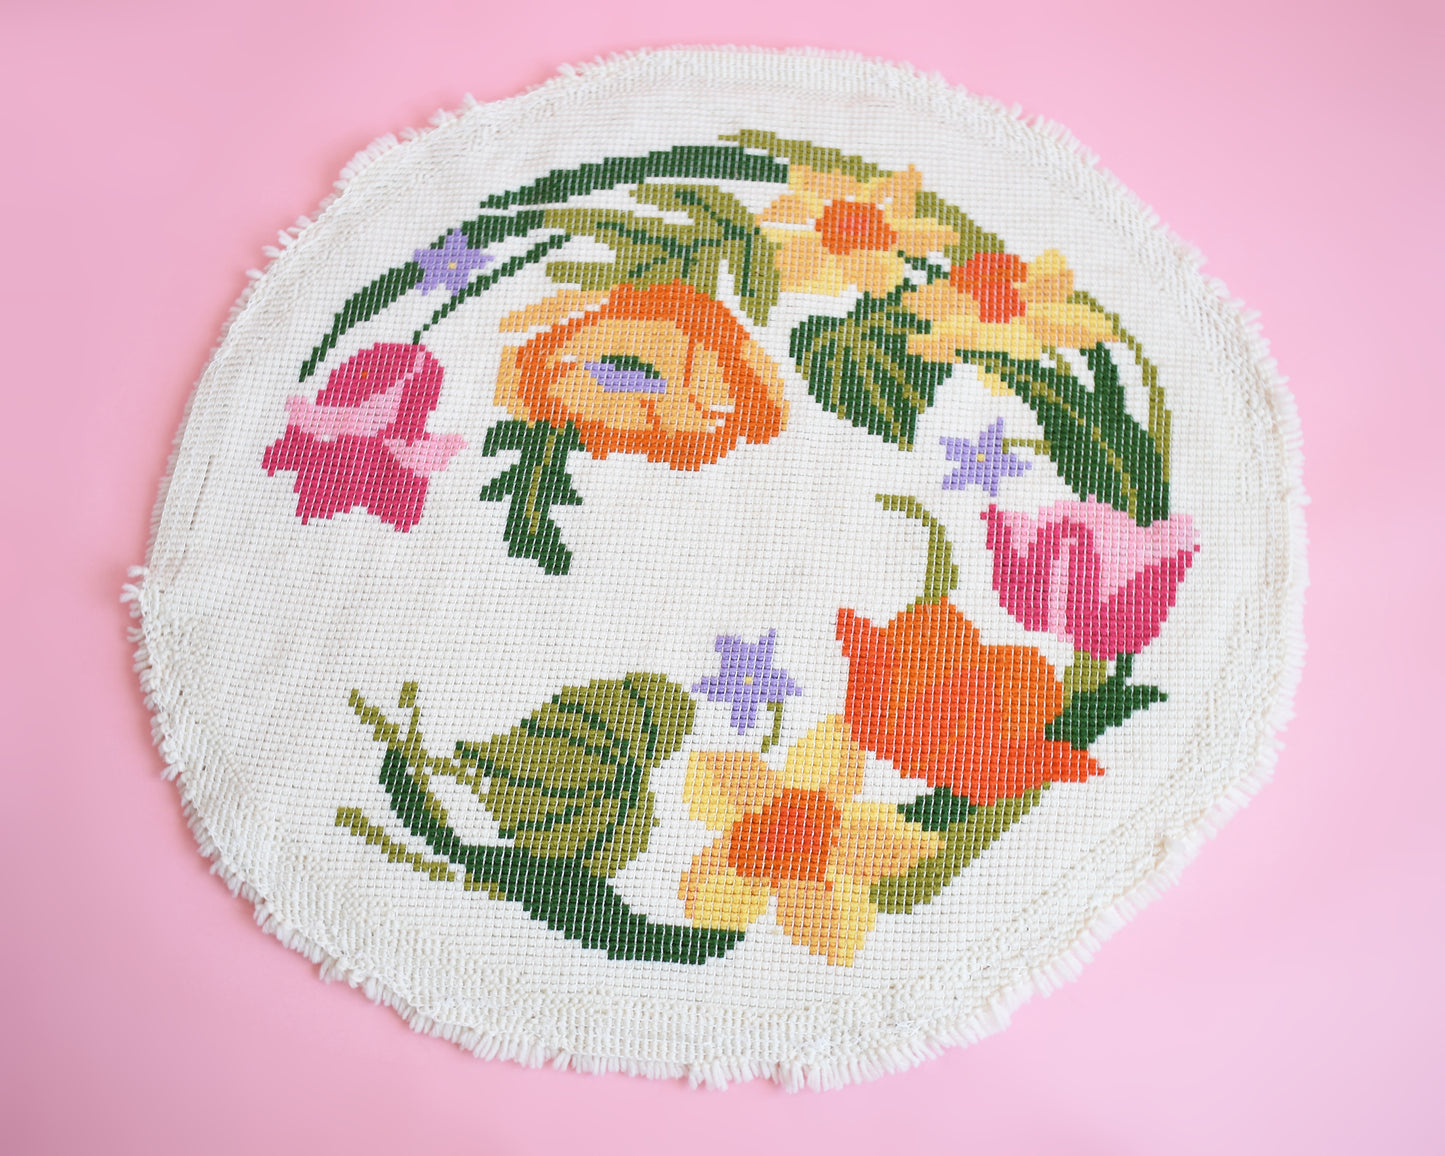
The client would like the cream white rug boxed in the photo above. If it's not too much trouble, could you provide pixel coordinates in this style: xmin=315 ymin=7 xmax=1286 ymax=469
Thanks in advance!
xmin=127 ymin=47 xmax=1306 ymax=1088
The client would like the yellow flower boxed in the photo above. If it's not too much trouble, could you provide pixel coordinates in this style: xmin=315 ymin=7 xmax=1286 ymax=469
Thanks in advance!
xmin=759 ymin=166 xmax=959 ymax=297
xmin=679 ymin=716 xmax=940 ymax=965
xmin=908 ymin=249 xmax=1117 ymax=363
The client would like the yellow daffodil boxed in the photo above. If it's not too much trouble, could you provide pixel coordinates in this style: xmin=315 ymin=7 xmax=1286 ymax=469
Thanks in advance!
xmin=679 ymin=716 xmax=940 ymax=965
xmin=908 ymin=250 xmax=1117 ymax=363
xmin=759 ymin=166 xmax=958 ymax=297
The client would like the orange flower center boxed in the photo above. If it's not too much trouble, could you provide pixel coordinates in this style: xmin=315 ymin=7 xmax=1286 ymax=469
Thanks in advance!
xmin=815 ymin=200 xmax=899 ymax=256
xmin=728 ymin=788 xmax=842 ymax=886
xmin=951 ymin=252 xmax=1029 ymax=323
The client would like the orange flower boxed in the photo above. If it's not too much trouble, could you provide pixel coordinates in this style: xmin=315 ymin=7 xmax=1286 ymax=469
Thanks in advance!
xmin=759 ymin=165 xmax=958 ymax=296
xmin=679 ymin=716 xmax=939 ymax=965
xmin=495 ymin=282 xmax=788 ymax=471
xmin=835 ymin=600 xmax=1102 ymax=806
xmin=907 ymin=249 xmax=1116 ymax=364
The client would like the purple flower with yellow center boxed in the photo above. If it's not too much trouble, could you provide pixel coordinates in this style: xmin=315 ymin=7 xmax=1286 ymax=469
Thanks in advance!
xmin=693 ymin=630 xmax=803 ymax=734
xmin=414 ymin=230 xmax=495 ymax=295
xmin=940 ymin=417 xmax=1032 ymax=497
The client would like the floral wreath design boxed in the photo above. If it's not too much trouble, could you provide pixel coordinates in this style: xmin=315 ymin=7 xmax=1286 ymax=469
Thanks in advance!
xmin=282 ymin=131 xmax=1200 ymax=966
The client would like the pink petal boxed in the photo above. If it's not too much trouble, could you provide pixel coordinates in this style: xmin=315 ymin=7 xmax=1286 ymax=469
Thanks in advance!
xmin=285 ymin=382 xmax=405 ymax=441
xmin=383 ymin=433 xmax=466 ymax=476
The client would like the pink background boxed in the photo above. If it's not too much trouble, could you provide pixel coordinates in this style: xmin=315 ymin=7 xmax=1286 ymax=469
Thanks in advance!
xmin=3 ymin=2 xmax=1440 ymax=1152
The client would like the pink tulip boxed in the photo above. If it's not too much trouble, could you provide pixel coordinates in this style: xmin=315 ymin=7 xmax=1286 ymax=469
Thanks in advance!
xmin=262 ymin=343 xmax=465 ymax=532
xmin=980 ymin=499 xmax=1199 ymax=661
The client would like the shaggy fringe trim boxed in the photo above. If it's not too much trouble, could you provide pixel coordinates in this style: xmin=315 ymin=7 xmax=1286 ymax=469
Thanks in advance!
xmin=125 ymin=45 xmax=1307 ymax=1092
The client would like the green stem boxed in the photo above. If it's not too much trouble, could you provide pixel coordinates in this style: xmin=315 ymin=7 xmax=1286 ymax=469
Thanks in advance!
xmin=759 ymin=701 xmax=785 ymax=754
xmin=412 ymin=232 xmax=570 ymax=342
xmin=875 ymin=494 xmax=958 ymax=604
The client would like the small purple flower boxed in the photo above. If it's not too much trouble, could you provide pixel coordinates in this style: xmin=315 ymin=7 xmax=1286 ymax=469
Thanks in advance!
xmin=414 ymin=230 xmax=496 ymax=295
xmin=940 ymin=418 xmax=1032 ymax=497
xmin=693 ymin=630 xmax=803 ymax=733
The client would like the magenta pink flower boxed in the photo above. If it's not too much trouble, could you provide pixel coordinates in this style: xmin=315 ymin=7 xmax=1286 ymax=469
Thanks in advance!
xmin=981 ymin=499 xmax=1199 ymax=660
xmin=263 ymin=343 xmax=465 ymax=532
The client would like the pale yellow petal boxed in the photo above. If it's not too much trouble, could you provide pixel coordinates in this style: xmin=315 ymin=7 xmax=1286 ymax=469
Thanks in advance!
xmin=499 ymin=290 xmax=610 ymax=333
xmin=838 ymin=250 xmax=909 ymax=295
xmin=907 ymin=280 xmax=968 ymax=326
xmin=832 ymin=802 xmax=941 ymax=885
xmin=771 ymin=232 xmax=839 ymax=293
xmin=893 ymin=216 xmax=962 ymax=256
xmin=774 ymin=878 xmax=877 ymax=966
xmin=680 ymin=842 xmax=772 ymax=931
xmin=684 ymin=750 xmax=781 ymax=830
xmin=1020 ymin=249 xmax=1075 ymax=302
xmin=791 ymin=166 xmax=867 ymax=204
xmin=492 ymin=345 xmax=532 ymax=422
xmin=783 ymin=715 xmax=865 ymax=799
xmin=1025 ymin=302 xmax=1117 ymax=351
xmin=759 ymin=192 xmax=821 ymax=225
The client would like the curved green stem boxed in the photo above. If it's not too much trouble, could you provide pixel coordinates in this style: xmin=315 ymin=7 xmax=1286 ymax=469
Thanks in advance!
xmin=759 ymin=701 xmax=785 ymax=754
xmin=344 ymin=689 xmax=743 ymax=964
xmin=875 ymin=493 xmax=958 ymax=604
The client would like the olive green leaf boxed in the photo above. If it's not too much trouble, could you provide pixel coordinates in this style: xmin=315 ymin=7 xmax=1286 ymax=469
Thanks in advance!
xmin=789 ymin=291 xmax=954 ymax=449
xmin=911 ymin=189 xmax=1007 ymax=268
xmin=717 ymin=129 xmax=888 ymax=182
xmin=457 ymin=674 xmax=696 ymax=878
xmin=871 ymin=788 xmax=1043 ymax=914
xmin=543 ymin=183 xmax=781 ymax=327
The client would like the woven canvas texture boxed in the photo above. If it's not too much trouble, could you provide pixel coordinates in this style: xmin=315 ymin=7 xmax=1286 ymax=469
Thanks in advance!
xmin=130 ymin=48 xmax=1305 ymax=1088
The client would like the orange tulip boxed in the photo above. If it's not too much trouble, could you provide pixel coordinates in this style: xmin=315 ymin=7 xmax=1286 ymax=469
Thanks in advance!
xmin=495 ymin=281 xmax=788 ymax=471
xmin=835 ymin=599 xmax=1102 ymax=806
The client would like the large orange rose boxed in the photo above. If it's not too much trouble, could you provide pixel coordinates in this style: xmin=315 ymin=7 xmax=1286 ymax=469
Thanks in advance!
xmin=835 ymin=599 xmax=1102 ymax=806
xmin=495 ymin=281 xmax=788 ymax=471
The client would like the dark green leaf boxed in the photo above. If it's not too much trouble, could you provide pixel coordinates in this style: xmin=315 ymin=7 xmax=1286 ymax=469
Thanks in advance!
xmin=1045 ymin=669 xmax=1166 ymax=750
xmin=457 ymin=673 xmax=695 ymax=878
xmin=789 ymin=293 xmax=954 ymax=448
xmin=479 ymin=144 xmax=788 ymax=210
xmin=960 ymin=343 xmax=1169 ymax=525
xmin=374 ymin=741 xmax=740 ymax=962
xmin=479 ymin=420 xmax=584 ymax=576
xmin=298 ymin=209 xmax=549 ymax=382
xmin=543 ymin=183 xmax=781 ymax=326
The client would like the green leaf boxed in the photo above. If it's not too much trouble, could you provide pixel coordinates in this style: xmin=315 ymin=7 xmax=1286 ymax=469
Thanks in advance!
xmin=872 ymin=789 xmax=1042 ymax=914
xmin=543 ymin=183 xmax=781 ymax=326
xmin=479 ymin=420 xmax=584 ymax=576
xmin=960 ymin=343 xmax=1169 ymax=525
xmin=718 ymin=129 xmax=887 ymax=182
xmin=1045 ymin=660 xmax=1165 ymax=750
xmin=373 ymin=742 xmax=740 ymax=962
xmin=479 ymin=144 xmax=789 ymax=210
xmin=789 ymin=292 xmax=954 ymax=449
xmin=911 ymin=189 xmax=1007 ymax=267
xmin=457 ymin=674 xmax=695 ymax=878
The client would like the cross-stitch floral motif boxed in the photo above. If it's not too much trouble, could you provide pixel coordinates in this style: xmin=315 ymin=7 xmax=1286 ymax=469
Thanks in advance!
xmin=907 ymin=250 xmax=1116 ymax=363
xmin=495 ymin=282 xmax=788 ymax=471
xmin=981 ymin=499 xmax=1200 ymax=660
xmin=759 ymin=165 xmax=958 ymax=296
xmin=692 ymin=630 xmax=803 ymax=733
xmin=836 ymin=598 xmax=1102 ymax=805
xmin=306 ymin=130 xmax=1198 ymax=970
xmin=679 ymin=716 xmax=940 ymax=965
xmin=940 ymin=418 xmax=1033 ymax=496
xmin=414 ymin=229 xmax=496 ymax=295
xmin=263 ymin=342 xmax=465 ymax=531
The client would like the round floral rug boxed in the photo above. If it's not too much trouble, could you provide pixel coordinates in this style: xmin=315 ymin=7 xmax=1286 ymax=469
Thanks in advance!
xmin=127 ymin=47 xmax=1306 ymax=1088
